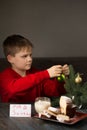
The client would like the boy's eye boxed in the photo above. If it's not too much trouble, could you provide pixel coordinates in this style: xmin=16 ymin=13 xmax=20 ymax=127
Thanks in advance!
xmin=21 ymin=54 xmax=32 ymax=58
xmin=21 ymin=55 xmax=27 ymax=58
xmin=30 ymin=54 xmax=32 ymax=57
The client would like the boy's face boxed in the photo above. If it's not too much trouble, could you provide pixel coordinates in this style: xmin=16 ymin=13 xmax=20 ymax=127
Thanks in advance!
xmin=7 ymin=47 xmax=33 ymax=73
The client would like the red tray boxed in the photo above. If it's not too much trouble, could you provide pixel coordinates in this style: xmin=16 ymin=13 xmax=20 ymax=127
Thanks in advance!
xmin=33 ymin=111 xmax=87 ymax=125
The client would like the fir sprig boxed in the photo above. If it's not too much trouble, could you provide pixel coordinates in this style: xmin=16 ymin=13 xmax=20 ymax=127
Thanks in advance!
xmin=51 ymin=65 xmax=87 ymax=108
xmin=64 ymin=65 xmax=87 ymax=108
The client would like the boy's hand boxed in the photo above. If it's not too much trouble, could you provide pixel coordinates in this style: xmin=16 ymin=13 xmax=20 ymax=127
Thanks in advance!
xmin=62 ymin=64 xmax=70 ymax=76
xmin=47 ymin=65 xmax=62 ymax=78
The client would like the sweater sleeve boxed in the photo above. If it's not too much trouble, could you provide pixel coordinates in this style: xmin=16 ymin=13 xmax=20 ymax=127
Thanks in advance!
xmin=0 ymin=69 xmax=50 ymax=95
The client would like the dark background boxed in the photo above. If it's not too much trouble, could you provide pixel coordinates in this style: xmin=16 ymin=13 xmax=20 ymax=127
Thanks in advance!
xmin=0 ymin=0 xmax=87 ymax=58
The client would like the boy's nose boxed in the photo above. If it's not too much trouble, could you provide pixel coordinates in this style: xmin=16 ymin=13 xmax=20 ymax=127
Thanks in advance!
xmin=27 ymin=56 xmax=32 ymax=61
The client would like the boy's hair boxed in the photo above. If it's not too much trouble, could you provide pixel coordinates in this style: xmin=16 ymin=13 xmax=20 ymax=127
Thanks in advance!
xmin=3 ymin=34 xmax=33 ymax=57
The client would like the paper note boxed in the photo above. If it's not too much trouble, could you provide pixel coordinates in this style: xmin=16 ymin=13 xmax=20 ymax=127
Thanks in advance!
xmin=9 ymin=104 xmax=31 ymax=117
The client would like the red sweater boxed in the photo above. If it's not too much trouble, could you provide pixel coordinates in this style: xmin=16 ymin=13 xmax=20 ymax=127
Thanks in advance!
xmin=0 ymin=67 xmax=66 ymax=103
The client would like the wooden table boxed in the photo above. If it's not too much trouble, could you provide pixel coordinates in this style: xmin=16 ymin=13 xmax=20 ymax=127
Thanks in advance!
xmin=0 ymin=103 xmax=87 ymax=130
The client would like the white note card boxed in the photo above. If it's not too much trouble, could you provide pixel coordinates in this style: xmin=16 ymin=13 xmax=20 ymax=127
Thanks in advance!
xmin=9 ymin=104 xmax=31 ymax=117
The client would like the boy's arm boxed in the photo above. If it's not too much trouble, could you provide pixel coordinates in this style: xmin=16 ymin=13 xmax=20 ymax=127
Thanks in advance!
xmin=0 ymin=69 xmax=50 ymax=94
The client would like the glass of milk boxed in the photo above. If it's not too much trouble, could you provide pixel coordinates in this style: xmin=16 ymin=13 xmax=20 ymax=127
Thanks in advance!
xmin=34 ymin=97 xmax=51 ymax=117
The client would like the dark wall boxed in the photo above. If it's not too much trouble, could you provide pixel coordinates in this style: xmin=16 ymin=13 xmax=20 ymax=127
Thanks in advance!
xmin=0 ymin=0 xmax=87 ymax=57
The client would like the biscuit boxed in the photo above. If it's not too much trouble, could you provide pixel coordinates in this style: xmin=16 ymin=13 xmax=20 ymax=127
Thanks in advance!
xmin=48 ymin=107 xmax=60 ymax=114
xmin=56 ymin=114 xmax=70 ymax=122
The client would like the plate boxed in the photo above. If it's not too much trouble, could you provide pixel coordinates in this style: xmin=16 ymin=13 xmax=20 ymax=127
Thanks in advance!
xmin=33 ymin=111 xmax=87 ymax=125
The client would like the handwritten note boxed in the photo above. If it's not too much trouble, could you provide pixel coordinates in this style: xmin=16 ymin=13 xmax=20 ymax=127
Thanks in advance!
xmin=9 ymin=104 xmax=31 ymax=117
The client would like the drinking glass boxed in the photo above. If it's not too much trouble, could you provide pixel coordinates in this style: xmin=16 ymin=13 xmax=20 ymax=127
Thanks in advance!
xmin=34 ymin=97 xmax=51 ymax=117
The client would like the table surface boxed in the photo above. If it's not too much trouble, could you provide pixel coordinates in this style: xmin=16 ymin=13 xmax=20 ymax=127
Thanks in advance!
xmin=0 ymin=103 xmax=87 ymax=130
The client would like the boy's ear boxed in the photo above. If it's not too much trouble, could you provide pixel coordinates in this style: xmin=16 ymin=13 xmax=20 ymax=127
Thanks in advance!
xmin=7 ymin=55 xmax=14 ymax=63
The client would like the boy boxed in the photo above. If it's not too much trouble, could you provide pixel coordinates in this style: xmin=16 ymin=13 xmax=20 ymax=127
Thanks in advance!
xmin=0 ymin=34 xmax=69 ymax=103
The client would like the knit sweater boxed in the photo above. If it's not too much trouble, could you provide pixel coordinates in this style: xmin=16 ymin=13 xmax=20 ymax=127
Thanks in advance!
xmin=0 ymin=67 xmax=66 ymax=103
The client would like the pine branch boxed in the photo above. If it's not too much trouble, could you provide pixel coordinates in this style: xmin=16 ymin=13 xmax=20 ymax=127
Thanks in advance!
xmin=51 ymin=64 xmax=87 ymax=108
xmin=64 ymin=65 xmax=87 ymax=108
